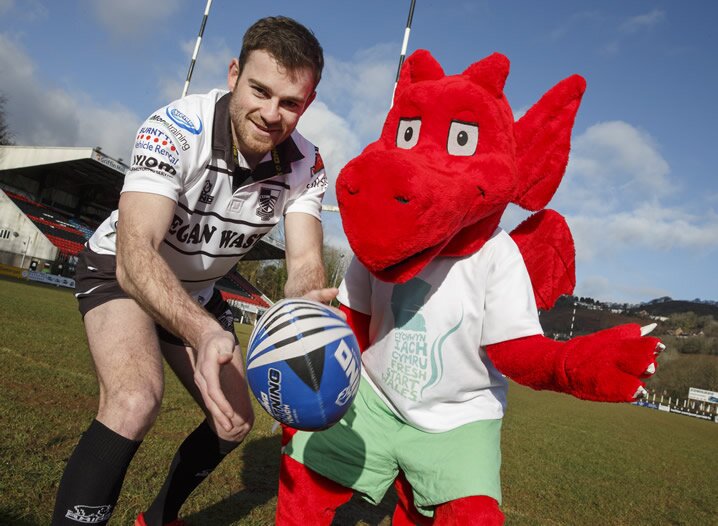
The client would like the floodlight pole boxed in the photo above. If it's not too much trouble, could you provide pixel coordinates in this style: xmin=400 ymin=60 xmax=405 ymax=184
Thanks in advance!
xmin=182 ymin=0 xmax=213 ymax=98
xmin=391 ymin=0 xmax=417 ymax=105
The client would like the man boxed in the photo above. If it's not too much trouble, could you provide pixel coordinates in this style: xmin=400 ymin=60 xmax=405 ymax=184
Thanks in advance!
xmin=52 ymin=16 xmax=331 ymax=526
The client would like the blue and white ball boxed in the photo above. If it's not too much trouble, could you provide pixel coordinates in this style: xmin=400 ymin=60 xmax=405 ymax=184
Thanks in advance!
xmin=246 ymin=298 xmax=361 ymax=431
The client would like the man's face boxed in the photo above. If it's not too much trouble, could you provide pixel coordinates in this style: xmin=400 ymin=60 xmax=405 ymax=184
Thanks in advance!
xmin=227 ymin=49 xmax=316 ymax=166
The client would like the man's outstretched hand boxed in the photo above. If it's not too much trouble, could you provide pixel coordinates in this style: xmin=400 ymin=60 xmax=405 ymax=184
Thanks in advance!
xmin=194 ymin=328 xmax=237 ymax=432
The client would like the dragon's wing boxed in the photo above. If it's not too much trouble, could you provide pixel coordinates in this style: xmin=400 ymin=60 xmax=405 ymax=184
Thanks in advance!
xmin=509 ymin=209 xmax=575 ymax=310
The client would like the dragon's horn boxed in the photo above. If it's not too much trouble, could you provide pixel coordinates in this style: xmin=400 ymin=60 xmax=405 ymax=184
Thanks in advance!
xmin=395 ymin=49 xmax=445 ymax=100
xmin=463 ymin=52 xmax=510 ymax=97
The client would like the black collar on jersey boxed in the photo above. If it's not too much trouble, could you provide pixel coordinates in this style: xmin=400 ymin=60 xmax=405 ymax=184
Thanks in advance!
xmin=212 ymin=92 xmax=305 ymax=192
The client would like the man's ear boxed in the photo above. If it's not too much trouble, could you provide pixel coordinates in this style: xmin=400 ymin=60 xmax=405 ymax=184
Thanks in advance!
xmin=227 ymin=58 xmax=240 ymax=91
xmin=302 ymin=90 xmax=317 ymax=114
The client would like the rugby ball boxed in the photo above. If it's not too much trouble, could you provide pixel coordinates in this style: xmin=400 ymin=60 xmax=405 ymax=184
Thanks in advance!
xmin=246 ymin=298 xmax=361 ymax=431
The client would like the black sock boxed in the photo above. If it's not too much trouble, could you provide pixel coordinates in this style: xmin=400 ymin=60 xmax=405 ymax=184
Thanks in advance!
xmin=143 ymin=420 xmax=239 ymax=525
xmin=51 ymin=419 xmax=141 ymax=525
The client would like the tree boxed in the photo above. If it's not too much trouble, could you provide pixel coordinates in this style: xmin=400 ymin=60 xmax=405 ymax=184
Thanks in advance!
xmin=0 ymin=93 xmax=13 ymax=146
xmin=253 ymin=261 xmax=288 ymax=302
xmin=236 ymin=259 xmax=262 ymax=284
xmin=324 ymin=245 xmax=348 ymax=289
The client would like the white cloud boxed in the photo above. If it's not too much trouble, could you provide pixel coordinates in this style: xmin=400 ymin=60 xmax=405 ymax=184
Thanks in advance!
xmin=158 ymin=38 xmax=234 ymax=102
xmin=0 ymin=0 xmax=46 ymax=20
xmin=0 ymin=0 xmax=13 ymax=15
xmin=619 ymin=9 xmax=665 ymax=34
xmin=549 ymin=11 xmax=603 ymax=41
xmin=298 ymin=101 xmax=362 ymax=206
xmin=86 ymin=0 xmax=184 ymax=37
xmin=601 ymin=9 xmax=665 ymax=55
xmin=569 ymin=204 xmax=718 ymax=262
xmin=577 ymin=274 xmax=670 ymax=304
xmin=0 ymin=32 xmax=141 ymax=159
xmin=517 ymin=119 xmax=718 ymax=273
xmin=320 ymin=44 xmax=397 ymax=145
xmin=554 ymin=121 xmax=672 ymax=216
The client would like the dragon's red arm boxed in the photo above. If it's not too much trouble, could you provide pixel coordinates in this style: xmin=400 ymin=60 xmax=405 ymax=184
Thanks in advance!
xmin=339 ymin=303 xmax=371 ymax=353
xmin=486 ymin=325 xmax=661 ymax=402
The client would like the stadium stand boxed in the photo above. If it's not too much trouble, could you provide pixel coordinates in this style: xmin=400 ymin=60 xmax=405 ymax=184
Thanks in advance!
xmin=5 ymin=190 xmax=89 ymax=256
xmin=216 ymin=268 xmax=272 ymax=310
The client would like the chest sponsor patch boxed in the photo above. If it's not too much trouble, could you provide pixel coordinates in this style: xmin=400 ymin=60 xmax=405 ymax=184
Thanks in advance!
xmin=256 ymin=187 xmax=281 ymax=221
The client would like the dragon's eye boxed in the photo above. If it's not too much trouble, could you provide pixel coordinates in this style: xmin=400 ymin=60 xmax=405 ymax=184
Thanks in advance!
xmin=396 ymin=118 xmax=421 ymax=149
xmin=447 ymin=121 xmax=478 ymax=156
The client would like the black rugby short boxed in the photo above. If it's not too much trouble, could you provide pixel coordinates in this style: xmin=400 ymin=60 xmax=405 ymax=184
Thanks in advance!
xmin=74 ymin=247 xmax=237 ymax=346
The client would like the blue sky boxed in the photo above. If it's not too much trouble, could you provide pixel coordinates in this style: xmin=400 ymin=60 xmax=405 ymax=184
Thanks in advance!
xmin=1 ymin=0 xmax=717 ymax=304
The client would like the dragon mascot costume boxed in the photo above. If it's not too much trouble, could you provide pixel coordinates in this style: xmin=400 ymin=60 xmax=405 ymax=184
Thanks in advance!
xmin=275 ymin=50 xmax=664 ymax=525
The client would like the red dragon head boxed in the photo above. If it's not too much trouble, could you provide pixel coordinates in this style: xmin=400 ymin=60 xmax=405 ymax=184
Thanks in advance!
xmin=337 ymin=49 xmax=585 ymax=284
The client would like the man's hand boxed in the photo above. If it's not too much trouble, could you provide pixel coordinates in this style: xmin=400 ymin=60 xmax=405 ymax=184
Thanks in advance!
xmin=302 ymin=287 xmax=339 ymax=304
xmin=301 ymin=288 xmax=347 ymax=320
xmin=194 ymin=329 xmax=237 ymax=432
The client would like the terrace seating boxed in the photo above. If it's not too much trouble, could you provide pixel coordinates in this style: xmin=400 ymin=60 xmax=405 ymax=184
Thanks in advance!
xmin=217 ymin=269 xmax=271 ymax=309
xmin=4 ymin=190 xmax=87 ymax=256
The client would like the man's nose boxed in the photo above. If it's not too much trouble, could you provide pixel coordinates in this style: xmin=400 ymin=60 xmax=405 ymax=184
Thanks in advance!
xmin=261 ymin=99 xmax=281 ymax=124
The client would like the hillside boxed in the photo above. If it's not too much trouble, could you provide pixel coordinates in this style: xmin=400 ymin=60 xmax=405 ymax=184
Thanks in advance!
xmin=628 ymin=299 xmax=718 ymax=318
xmin=539 ymin=296 xmax=650 ymax=338
xmin=539 ymin=295 xmax=718 ymax=338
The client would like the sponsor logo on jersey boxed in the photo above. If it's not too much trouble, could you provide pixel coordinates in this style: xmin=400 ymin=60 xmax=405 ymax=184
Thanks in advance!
xmin=256 ymin=187 xmax=281 ymax=221
xmin=307 ymin=149 xmax=328 ymax=190
xmin=166 ymin=107 xmax=203 ymax=135
xmin=218 ymin=230 xmax=266 ymax=249
xmin=135 ymin=128 xmax=180 ymax=165
xmin=311 ymin=148 xmax=324 ymax=175
xmin=149 ymin=114 xmax=192 ymax=151
xmin=131 ymin=155 xmax=177 ymax=178
xmin=168 ymin=214 xmax=267 ymax=250
xmin=307 ymin=171 xmax=327 ymax=190
xmin=198 ymin=180 xmax=215 ymax=204
xmin=169 ymin=215 xmax=218 ymax=245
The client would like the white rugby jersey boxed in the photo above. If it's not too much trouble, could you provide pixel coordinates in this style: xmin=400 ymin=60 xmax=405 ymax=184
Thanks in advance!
xmin=337 ymin=229 xmax=543 ymax=432
xmin=89 ymin=89 xmax=327 ymax=301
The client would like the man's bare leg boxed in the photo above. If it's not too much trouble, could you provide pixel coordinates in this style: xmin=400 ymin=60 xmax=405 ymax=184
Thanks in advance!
xmin=52 ymin=298 xmax=165 ymax=525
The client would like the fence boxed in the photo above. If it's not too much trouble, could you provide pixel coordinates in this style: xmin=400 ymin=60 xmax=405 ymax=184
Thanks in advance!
xmin=633 ymin=391 xmax=718 ymax=423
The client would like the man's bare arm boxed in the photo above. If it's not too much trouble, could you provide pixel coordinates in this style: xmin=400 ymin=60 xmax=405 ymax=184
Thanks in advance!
xmin=115 ymin=191 xmax=237 ymax=430
xmin=283 ymin=212 xmax=327 ymax=297
xmin=115 ymin=192 xmax=217 ymax=344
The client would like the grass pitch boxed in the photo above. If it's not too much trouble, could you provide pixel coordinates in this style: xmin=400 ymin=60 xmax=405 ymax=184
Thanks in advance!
xmin=1 ymin=277 xmax=716 ymax=525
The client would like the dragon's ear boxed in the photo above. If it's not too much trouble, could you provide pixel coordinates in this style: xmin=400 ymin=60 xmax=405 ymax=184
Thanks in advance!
xmin=514 ymin=74 xmax=586 ymax=211
xmin=463 ymin=53 xmax=510 ymax=97
xmin=395 ymin=49 xmax=445 ymax=99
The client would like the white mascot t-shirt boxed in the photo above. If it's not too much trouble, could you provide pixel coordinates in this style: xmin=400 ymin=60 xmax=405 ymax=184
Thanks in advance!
xmin=338 ymin=228 xmax=543 ymax=433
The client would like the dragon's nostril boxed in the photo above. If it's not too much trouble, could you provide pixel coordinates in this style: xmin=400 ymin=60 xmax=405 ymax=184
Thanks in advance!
xmin=395 ymin=196 xmax=410 ymax=204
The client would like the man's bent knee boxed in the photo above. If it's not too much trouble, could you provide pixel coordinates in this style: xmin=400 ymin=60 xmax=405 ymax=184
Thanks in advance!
xmin=98 ymin=387 xmax=163 ymax=440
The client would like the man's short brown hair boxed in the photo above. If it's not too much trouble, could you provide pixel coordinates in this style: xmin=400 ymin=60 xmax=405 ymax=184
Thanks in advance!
xmin=239 ymin=16 xmax=324 ymax=87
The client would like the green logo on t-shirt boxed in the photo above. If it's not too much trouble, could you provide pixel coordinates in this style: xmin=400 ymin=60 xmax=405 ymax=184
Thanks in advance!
xmin=382 ymin=278 xmax=463 ymax=401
